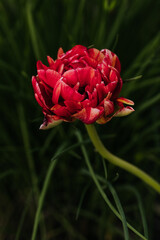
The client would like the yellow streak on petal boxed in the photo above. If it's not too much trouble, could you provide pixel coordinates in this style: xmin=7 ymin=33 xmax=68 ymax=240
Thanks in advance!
xmin=117 ymin=98 xmax=134 ymax=106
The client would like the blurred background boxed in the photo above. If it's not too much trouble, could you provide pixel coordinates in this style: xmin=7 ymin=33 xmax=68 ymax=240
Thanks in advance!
xmin=0 ymin=0 xmax=160 ymax=239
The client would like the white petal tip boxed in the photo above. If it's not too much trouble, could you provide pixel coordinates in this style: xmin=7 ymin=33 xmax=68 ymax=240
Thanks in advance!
xmin=115 ymin=107 xmax=135 ymax=117
xmin=39 ymin=119 xmax=63 ymax=130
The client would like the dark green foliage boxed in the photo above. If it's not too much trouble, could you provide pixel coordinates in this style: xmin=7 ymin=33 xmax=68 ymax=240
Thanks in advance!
xmin=0 ymin=0 xmax=160 ymax=239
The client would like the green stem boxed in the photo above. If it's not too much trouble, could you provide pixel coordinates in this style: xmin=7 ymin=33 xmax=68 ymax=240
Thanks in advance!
xmin=85 ymin=124 xmax=160 ymax=194
xmin=76 ymin=131 xmax=147 ymax=240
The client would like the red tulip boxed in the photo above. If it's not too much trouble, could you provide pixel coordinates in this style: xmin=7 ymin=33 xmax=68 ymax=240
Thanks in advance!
xmin=32 ymin=45 xmax=134 ymax=129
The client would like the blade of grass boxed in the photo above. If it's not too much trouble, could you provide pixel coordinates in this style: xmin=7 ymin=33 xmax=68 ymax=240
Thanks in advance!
xmin=17 ymin=102 xmax=46 ymax=240
xmin=31 ymin=142 xmax=67 ymax=240
xmin=106 ymin=0 xmax=127 ymax=48
xmin=26 ymin=1 xmax=40 ymax=59
xmin=136 ymin=94 xmax=160 ymax=114
xmin=31 ymin=158 xmax=58 ymax=240
xmin=72 ymin=0 xmax=85 ymax=40
xmin=15 ymin=192 xmax=32 ymax=240
xmin=0 ymin=169 xmax=15 ymax=180
xmin=107 ymin=183 xmax=130 ymax=240
xmin=75 ymin=183 xmax=90 ymax=220
xmin=125 ymin=77 xmax=160 ymax=92
xmin=76 ymin=130 xmax=147 ymax=240
xmin=95 ymin=1 xmax=108 ymax=47
xmin=40 ymin=128 xmax=59 ymax=157
xmin=102 ymin=157 xmax=108 ymax=179
xmin=124 ymin=33 xmax=160 ymax=78
xmin=118 ymin=185 xmax=149 ymax=239
xmin=0 ymin=5 xmax=21 ymax=62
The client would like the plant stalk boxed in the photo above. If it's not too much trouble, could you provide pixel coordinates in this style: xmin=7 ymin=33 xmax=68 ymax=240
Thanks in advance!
xmin=85 ymin=124 xmax=160 ymax=193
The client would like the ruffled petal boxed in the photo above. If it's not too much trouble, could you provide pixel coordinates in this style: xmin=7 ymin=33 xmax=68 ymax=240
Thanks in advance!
xmin=37 ymin=60 xmax=48 ymax=70
xmin=98 ymin=61 xmax=110 ymax=82
xmin=52 ymin=79 xmax=62 ymax=104
xmin=69 ymin=60 xmax=86 ymax=69
xmin=63 ymin=69 xmax=78 ymax=86
xmin=57 ymin=47 xmax=64 ymax=59
xmin=115 ymin=106 xmax=135 ymax=117
xmin=96 ymin=115 xmax=112 ymax=124
xmin=101 ymin=49 xmax=121 ymax=72
xmin=73 ymin=107 xmax=103 ymax=124
xmin=95 ymin=82 xmax=106 ymax=103
xmin=111 ymin=77 xmax=123 ymax=99
xmin=53 ymin=106 xmax=71 ymax=118
xmin=64 ymin=100 xmax=82 ymax=114
xmin=47 ymin=56 xmax=55 ymax=66
xmin=61 ymin=45 xmax=87 ymax=60
xmin=88 ymin=88 xmax=98 ymax=108
xmin=32 ymin=76 xmax=51 ymax=110
xmin=88 ymin=48 xmax=105 ymax=63
xmin=109 ymin=69 xmax=118 ymax=82
xmin=105 ymin=81 xmax=117 ymax=94
xmin=104 ymin=99 xmax=114 ymax=116
xmin=77 ymin=67 xmax=96 ymax=87
xmin=38 ymin=69 xmax=61 ymax=88
xmin=116 ymin=97 xmax=134 ymax=106
xmin=52 ymin=79 xmax=84 ymax=104
xmin=40 ymin=115 xmax=63 ymax=130
xmin=81 ymin=56 xmax=98 ymax=68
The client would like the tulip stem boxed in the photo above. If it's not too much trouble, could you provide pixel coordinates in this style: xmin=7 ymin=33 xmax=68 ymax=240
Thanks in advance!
xmin=85 ymin=124 xmax=160 ymax=194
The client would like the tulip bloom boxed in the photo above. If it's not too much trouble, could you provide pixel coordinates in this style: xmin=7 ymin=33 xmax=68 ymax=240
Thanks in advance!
xmin=32 ymin=45 xmax=134 ymax=129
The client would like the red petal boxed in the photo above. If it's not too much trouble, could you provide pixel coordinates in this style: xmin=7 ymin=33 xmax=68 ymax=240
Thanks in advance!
xmin=52 ymin=80 xmax=84 ymax=104
xmin=96 ymin=82 xmax=107 ymax=103
xmin=68 ymin=45 xmax=87 ymax=57
xmin=40 ymin=114 xmax=63 ymax=130
xmin=47 ymin=56 xmax=55 ymax=66
xmin=53 ymin=59 xmax=64 ymax=72
xmin=46 ymin=69 xmax=61 ymax=87
xmin=63 ymin=69 xmax=78 ymax=86
xmin=88 ymin=89 xmax=98 ymax=108
xmin=57 ymin=47 xmax=64 ymax=59
xmin=111 ymin=77 xmax=123 ymax=99
xmin=54 ymin=106 xmax=71 ymax=118
xmin=116 ymin=97 xmax=134 ymax=106
xmin=73 ymin=107 xmax=103 ymax=124
xmin=64 ymin=100 xmax=82 ymax=113
xmin=88 ymin=48 xmax=105 ymax=63
xmin=52 ymin=80 xmax=62 ymax=104
xmin=81 ymin=99 xmax=91 ymax=108
xmin=101 ymin=49 xmax=121 ymax=72
xmin=115 ymin=106 xmax=135 ymax=117
xmin=38 ymin=69 xmax=61 ymax=88
xmin=69 ymin=60 xmax=86 ymax=69
xmin=61 ymin=45 xmax=87 ymax=60
xmin=37 ymin=60 xmax=48 ymax=70
xmin=32 ymin=76 xmax=50 ymax=109
xmin=89 ymin=69 xmax=102 ymax=89
xmin=61 ymin=81 xmax=84 ymax=101
xmin=105 ymin=81 xmax=117 ymax=94
xmin=96 ymin=116 xmax=113 ymax=124
xmin=98 ymin=62 xmax=110 ymax=82
xmin=63 ymin=67 xmax=99 ymax=89
xmin=109 ymin=69 xmax=118 ymax=82
xmin=57 ymin=63 xmax=64 ymax=74
xmin=104 ymin=99 xmax=114 ymax=116
xmin=77 ymin=67 xmax=96 ymax=87
xmin=81 ymin=56 xmax=98 ymax=68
